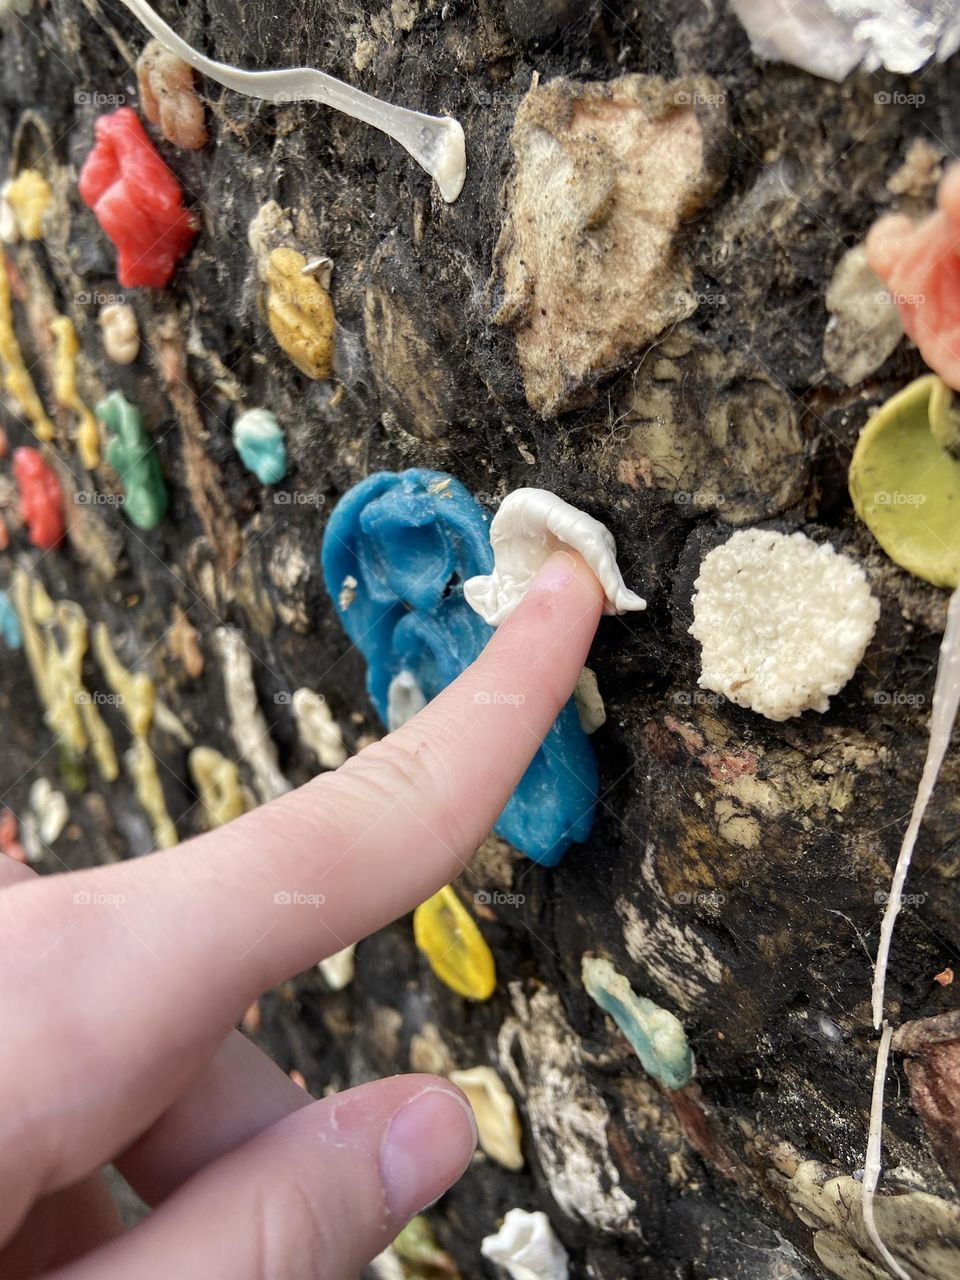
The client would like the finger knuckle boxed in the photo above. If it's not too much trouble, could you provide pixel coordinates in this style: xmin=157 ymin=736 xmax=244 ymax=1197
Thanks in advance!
xmin=251 ymin=1173 xmax=332 ymax=1280
xmin=341 ymin=737 xmax=472 ymax=853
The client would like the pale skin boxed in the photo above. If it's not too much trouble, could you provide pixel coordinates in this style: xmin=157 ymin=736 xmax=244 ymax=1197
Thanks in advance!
xmin=0 ymin=550 xmax=604 ymax=1280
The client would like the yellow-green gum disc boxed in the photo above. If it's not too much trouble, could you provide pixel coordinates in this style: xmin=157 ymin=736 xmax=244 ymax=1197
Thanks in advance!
xmin=849 ymin=374 xmax=960 ymax=589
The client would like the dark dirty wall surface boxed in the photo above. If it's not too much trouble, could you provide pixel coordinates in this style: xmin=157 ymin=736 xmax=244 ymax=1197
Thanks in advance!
xmin=1 ymin=1 xmax=959 ymax=1277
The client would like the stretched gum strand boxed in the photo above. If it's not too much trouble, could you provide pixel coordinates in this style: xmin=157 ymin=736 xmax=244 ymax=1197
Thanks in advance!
xmin=115 ymin=0 xmax=467 ymax=201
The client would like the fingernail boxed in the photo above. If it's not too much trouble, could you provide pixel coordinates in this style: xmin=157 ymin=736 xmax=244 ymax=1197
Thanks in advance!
xmin=530 ymin=549 xmax=576 ymax=595
xmin=380 ymin=1087 xmax=477 ymax=1220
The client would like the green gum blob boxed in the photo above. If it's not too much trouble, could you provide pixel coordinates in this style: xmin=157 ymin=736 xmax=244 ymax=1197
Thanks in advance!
xmin=97 ymin=390 xmax=168 ymax=531
xmin=56 ymin=744 xmax=88 ymax=794
xmin=581 ymin=955 xmax=693 ymax=1091
xmin=392 ymin=1215 xmax=460 ymax=1277
xmin=849 ymin=375 xmax=960 ymax=588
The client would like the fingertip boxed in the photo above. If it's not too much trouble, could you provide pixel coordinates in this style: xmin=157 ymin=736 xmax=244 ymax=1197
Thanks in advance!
xmin=504 ymin=548 xmax=605 ymax=638
xmin=380 ymin=1082 xmax=478 ymax=1221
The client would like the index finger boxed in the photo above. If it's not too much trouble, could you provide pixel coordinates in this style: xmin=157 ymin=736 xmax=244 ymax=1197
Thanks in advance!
xmin=0 ymin=550 xmax=605 ymax=1223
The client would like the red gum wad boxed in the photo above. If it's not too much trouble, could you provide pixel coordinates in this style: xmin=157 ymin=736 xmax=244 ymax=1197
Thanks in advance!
xmin=79 ymin=107 xmax=197 ymax=288
xmin=14 ymin=447 xmax=64 ymax=549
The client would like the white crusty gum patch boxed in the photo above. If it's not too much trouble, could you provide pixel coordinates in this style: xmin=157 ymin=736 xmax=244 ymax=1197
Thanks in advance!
xmin=386 ymin=669 xmax=427 ymax=731
xmin=574 ymin=666 xmax=606 ymax=734
xmin=498 ymin=983 xmax=637 ymax=1232
xmin=689 ymin=529 xmax=879 ymax=722
xmin=481 ymin=1208 xmax=569 ymax=1280
xmin=214 ymin=627 xmax=291 ymax=802
xmin=465 ymin=488 xmax=646 ymax=626
xmin=318 ymin=944 xmax=356 ymax=991
xmin=292 ymin=688 xmax=347 ymax=770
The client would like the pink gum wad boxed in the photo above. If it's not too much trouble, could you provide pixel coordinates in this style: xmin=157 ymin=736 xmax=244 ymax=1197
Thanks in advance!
xmin=79 ymin=106 xmax=197 ymax=288
xmin=867 ymin=165 xmax=960 ymax=390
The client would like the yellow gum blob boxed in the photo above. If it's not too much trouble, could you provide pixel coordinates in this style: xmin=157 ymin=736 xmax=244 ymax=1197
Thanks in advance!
xmin=4 ymin=169 xmax=51 ymax=240
xmin=413 ymin=884 xmax=496 ymax=1001
xmin=93 ymin=622 xmax=177 ymax=848
xmin=188 ymin=746 xmax=247 ymax=829
xmin=12 ymin=572 xmax=118 ymax=782
xmin=849 ymin=374 xmax=960 ymax=588
xmin=50 ymin=316 xmax=99 ymax=468
xmin=0 ymin=250 xmax=55 ymax=440
xmin=264 ymin=247 xmax=334 ymax=380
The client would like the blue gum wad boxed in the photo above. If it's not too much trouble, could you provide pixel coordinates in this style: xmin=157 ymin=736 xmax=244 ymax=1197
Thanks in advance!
xmin=321 ymin=469 xmax=597 ymax=865
xmin=0 ymin=589 xmax=21 ymax=649
xmin=582 ymin=955 xmax=693 ymax=1090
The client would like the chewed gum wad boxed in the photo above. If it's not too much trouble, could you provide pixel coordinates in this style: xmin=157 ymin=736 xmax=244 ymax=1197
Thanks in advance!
xmin=464 ymin=488 xmax=646 ymax=626
xmin=321 ymin=469 xmax=598 ymax=865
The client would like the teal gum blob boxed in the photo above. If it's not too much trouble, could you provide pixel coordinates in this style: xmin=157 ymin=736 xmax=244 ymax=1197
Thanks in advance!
xmin=232 ymin=408 xmax=288 ymax=485
xmin=0 ymin=590 xmax=21 ymax=649
xmin=582 ymin=955 xmax=693 ymax=1090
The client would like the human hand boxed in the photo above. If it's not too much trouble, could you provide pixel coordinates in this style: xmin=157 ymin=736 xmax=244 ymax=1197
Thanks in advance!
xmin=0 ymin=550 xmax=603 ymax=1280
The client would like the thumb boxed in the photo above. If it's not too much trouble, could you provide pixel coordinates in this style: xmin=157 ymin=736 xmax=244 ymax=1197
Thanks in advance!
xmin=49 ymin=1077 xmax=477 ymax=1280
